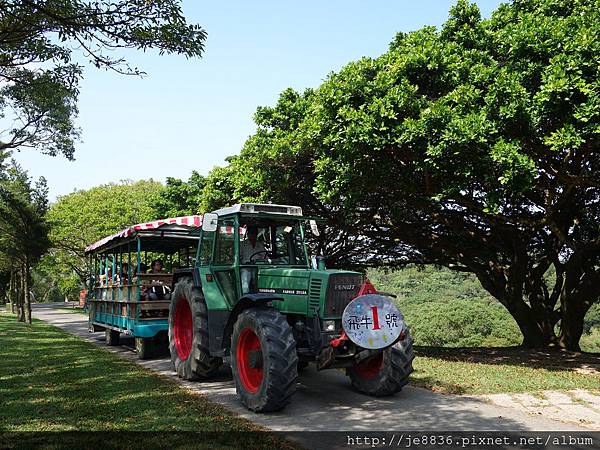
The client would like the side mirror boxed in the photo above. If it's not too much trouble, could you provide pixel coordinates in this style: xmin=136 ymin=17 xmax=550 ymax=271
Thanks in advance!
xmin=309 ymin=219 xmax=320 ymax=236
xmin=311 ymin=255 xmax=327 ymax=270
xmin=202 ymin=213 xmax=218 ymax=232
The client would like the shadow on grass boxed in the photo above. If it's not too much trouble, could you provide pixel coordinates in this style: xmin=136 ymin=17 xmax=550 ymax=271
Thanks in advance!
xmin=0 ymin=432 xmax=291 ymax=450
xmin=1 ymin=313 xmax=534 ymax=437
xmin=0 ymin=315 xmax=293 ymax=450
xmin=414 ymin=345 xmax=600 ymax=374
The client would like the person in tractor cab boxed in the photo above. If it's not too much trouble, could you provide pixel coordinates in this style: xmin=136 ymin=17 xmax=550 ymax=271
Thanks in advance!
xmin=240 ymin=226 xmax=266 ymax=262
xmin=240 ymin=225 xmax=267 ymax=294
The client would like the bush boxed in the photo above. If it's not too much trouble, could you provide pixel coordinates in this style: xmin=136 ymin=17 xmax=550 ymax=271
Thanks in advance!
xmin=369 ymin=266 xmax=522 ymax=347
xmin=580 ymin=327 xmax=600 ymax=353
xmin=400 ymin=299 xmax=522 ymax=347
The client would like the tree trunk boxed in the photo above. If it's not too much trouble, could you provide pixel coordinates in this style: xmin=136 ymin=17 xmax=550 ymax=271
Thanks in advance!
xmin=17 ymin=267 xmax=25 ymax=322
xmin=558 ymin=302 xmax=585 ymax=351
xmin=9 ymin=270 xmax=16 ymax=314
xmin=504 ymin=298 xmax=554 ymax=348
xmin=556 ymin=261 xmax=599 ymax=351
xmin=475 ymin=268 xmax=557 ymax=348
xmin=24 ymin=263 xmax=31 ymax=324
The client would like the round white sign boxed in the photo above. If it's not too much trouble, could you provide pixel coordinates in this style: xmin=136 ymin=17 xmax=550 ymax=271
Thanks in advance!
xmin=342 ymin=294 xmax=404 ymax=350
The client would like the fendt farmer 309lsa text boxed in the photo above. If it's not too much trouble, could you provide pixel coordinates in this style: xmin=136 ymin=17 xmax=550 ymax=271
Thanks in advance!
xmin=168 ymin=203 xmax=414 ymax=412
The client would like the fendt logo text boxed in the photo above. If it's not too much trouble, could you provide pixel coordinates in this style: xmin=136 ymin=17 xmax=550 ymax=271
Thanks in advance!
xmin=334 ymin=284 xmax=356 ymax=291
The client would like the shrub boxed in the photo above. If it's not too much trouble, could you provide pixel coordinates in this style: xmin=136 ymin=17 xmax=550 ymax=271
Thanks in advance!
xmin=369 ymin=267 xmax=522 ymax=347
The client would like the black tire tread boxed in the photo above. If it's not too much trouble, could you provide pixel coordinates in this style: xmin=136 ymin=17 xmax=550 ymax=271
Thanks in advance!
xmin=169 ymin=278 xmax=222 ymax=380
xmin=231 ymin=307 xmax=298 ymax=413
xmin=347 ymin=332 xmax=415 ymax=396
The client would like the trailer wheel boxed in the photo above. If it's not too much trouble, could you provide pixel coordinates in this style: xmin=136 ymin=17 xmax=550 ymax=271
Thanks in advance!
xmin=169 ymin=277 xmax=222 ymax=380
xmin=105 ymin=329 xmax=120 ymax=346
xmin=231 ymin=308 xmax=298 ymax=412
xmin=347 ymin=332 xmax=414 ymax=396
xmin=135 ymin=337 xmax=154 ymax=360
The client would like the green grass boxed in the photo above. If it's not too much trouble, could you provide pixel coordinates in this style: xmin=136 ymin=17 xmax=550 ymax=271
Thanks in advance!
xmin=0 ymin=314 xmax=293 ymax=449
xmin=409 ymin=347 xmax=600 ymax=395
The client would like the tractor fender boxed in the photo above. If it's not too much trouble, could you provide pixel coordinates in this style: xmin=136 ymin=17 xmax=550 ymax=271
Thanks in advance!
xmin=215 ymin=293 xmax=284 ymax=357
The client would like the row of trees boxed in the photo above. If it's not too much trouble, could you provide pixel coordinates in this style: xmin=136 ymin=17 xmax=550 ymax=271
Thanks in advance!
xmin=0 ymin=155 xmax=50 ymax=322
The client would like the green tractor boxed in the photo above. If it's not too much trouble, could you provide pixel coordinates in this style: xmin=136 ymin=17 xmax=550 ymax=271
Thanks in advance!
xmin=168 ymin=203 xmax=414 ymax=412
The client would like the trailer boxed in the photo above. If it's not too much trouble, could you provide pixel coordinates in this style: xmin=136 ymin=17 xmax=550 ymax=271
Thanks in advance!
xmin=84 ymin=216 xmax=201 ymax=359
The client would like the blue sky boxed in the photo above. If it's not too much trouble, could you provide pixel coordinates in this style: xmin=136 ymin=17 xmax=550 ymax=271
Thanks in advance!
xmin=14 ymin=0 xmax=504 ymax=200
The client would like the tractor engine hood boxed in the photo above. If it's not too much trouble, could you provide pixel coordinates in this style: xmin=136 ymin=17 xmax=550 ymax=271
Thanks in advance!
xmin=256 ymin=267 xmax=365 ymax=319
xmin=256 ymin=268 xmax=311 ymax=295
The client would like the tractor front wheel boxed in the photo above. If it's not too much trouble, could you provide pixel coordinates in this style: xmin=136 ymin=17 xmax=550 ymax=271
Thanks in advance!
xmin=168 ymin=278 xmax=222 ymax=380
xmin=347 ymin=333 xmax=414 ymax=396
xmin=231 ymin=308 xmax=298 ymax=412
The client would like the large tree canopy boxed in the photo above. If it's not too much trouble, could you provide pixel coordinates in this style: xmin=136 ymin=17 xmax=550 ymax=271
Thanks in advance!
xmin=0 ymin=0 xmax=206 ymax=158
xmin=196 ymin=0 xmax=599 ymax=350
xmin=198 ymin=88 xmax=417 ymax=268
xmin=301 ymin=0 xmax=600 ymax=350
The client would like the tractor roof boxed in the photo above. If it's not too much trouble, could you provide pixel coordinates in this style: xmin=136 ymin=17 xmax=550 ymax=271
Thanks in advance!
xmin=211 ymin=203 xmax=303 ymax=217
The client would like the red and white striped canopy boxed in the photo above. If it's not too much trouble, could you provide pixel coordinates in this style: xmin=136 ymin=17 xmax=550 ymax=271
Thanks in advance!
xmin=85 ymin=215 xmax=202 ymax=253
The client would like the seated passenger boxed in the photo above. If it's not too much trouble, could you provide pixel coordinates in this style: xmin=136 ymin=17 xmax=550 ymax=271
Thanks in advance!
xmin=99 ymin=268 xmax=112 ymax=287
xmin=119 ymin=263 xmax=131 ymax=284
xmin=131 ymin=263 xmax=148 ymax=284
xmin=148 ymin=259 xmax=165 ymax=274
xmin=147 ymin=259 xmax=171 ymax=300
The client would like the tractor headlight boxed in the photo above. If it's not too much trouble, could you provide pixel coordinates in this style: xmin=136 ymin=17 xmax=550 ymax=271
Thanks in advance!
xmin=323 ymin=320 xmax=336 ymax=332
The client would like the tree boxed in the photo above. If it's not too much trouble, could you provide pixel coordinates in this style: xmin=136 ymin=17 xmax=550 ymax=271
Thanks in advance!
xmin=45 ymin=180 xmax=164 ymax=294
xmin=0 ymin=158 xmax=50 ymax=323
xmin=150 ymin=171 xmax=206 ymax=218
xmin=201 ymin=89 xmax=419 ymax=269
xmin=0 ymin=0 xmax=207 ymax=158
xmin=299 ymin=0 xmax=600 ymax=350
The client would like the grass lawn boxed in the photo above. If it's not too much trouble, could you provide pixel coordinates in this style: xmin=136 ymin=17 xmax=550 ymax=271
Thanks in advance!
xmin=410 ymin=346 xmax=600 ymax=394
xmin=0 ymin=314 xmax=293 ymax=449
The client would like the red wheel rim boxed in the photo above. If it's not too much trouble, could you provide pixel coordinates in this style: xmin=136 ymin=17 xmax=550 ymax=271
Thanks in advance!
xmin=236 ymin=328 xmax=263 ymax=393
xmin=355 ymin=353 xmax=384 ymax=380
xmin=174 ymin=299 xmax=193 ymax=360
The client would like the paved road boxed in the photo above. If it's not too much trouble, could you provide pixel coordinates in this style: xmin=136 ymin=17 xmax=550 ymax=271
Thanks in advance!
xmin=28 ymin=304 xmax=592 ymax=449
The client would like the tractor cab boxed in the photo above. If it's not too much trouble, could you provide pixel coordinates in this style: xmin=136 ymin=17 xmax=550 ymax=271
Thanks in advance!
xmin=195 ymin=203 xmax=313 ymax=306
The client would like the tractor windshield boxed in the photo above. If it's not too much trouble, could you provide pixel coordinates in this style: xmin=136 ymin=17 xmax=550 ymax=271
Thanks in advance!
xmin=239 ymin=220 xmax=308 ymax=266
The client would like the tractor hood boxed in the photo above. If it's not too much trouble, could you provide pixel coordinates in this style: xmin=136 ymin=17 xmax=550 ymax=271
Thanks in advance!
xmin=256 ymin=267 xmax=365 ymax=318
xmin=257 ymin=268 xmax=311 ymax=295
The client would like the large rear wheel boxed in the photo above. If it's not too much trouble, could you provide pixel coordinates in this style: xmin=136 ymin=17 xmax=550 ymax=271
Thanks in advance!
xmin=347 ymin=332 xmax=414 ymax=396
xmin=168 ymin=278 xmax=222 ymax=380
xmin=231 ymin=308 xmax=298 ymax=412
